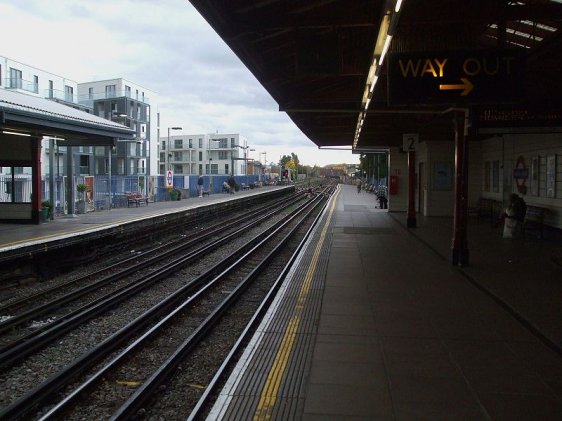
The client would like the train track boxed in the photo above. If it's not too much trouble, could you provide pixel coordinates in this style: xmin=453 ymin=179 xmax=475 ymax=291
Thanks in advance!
xmin=0 ymin=185 xmax=334 ymax=420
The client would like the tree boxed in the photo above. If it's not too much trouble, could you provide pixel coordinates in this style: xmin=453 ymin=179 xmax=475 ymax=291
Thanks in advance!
xmin=279 ymin=155 xmax=292 ymax=166
xmin=360 ymin=153 xmax=387 ymax=182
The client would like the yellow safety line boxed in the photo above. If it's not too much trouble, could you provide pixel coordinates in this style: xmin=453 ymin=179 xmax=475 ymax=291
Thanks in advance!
xmin=254 ymin=188 xmax=340 ymax=421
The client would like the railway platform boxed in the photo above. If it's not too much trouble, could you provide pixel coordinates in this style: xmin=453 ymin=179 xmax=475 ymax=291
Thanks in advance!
xmin=0 ymin=186 xmax=286 ymax=255
xmin=1 ymin=183 xmax=561 ymax=419
xmin=211 ymin=183 xmax=562 ymax=420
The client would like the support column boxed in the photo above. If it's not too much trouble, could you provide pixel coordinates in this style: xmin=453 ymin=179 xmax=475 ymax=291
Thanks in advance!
xmin=451 ymin=110 xmax=470 ymax=266
xmin=66 ymin=146 xmax=74 ymax=215
xmin=31 ymin=136 xmax=42 ymax=224
xmin=406 ymin=150 xmax=416 ymax=228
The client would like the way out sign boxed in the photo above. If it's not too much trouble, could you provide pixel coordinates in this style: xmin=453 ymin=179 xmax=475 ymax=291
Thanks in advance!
xmin=166 ymin=170 xmax=174 ymax=188
xmin=388 ymin=50 xmax=524 ymax=105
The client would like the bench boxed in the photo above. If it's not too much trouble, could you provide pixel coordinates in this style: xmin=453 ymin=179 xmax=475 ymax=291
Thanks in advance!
xmin=523 ymin=205 xmax=547 ymax=239
xmin=241 ymin=183 xmax=250 ymax=190
xmin=202 ymin=190 xmax=210 ymax=197
xmin=127 ymin=192 xmax=148 ymax=207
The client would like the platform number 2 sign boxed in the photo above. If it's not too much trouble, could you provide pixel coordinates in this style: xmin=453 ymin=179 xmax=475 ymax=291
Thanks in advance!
xmin=402 ymin=133 xmax=419 ymax=152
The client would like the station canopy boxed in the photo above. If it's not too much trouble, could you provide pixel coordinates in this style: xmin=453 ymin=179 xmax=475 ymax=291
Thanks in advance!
xmin=189 ymin=0 xmax=562 ymax=151
xmin=0 ymin=89 xmax=134 ymax=145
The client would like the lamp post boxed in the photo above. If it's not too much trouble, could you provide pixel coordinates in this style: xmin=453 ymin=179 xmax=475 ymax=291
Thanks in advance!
xmin=207 ymin=137 xmax=220 ymax=193
xmin=167 ymin=126 xmax=182 ymax=172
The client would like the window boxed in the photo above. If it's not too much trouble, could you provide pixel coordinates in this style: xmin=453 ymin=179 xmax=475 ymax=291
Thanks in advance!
xmin=48 ymin=80 xmax=54 ymax=98
xmin=225 ymin=164 xmax=229 ymax=175
xmin=33 ymin=75 xmax=38 ymax=93
xmin=136 ymin=89 xmax=139 ymax=100
xmin=125 ymin=85 xmax=131 ymax=97
xmin=10 ymin=68 xmax=22 ymax=88
xmin=231 ymin=138 xmax=235 ymax=147
xmin=219 ymin=138 xmax=228 ymax=148
xmin=142 ymin=92 xmax=145 ymax=102
xmin=146 ymin=105 xmax=150 ymax=122
xmin=211 ymin=164 xmax=218 ymax=174
xmin=199 ymin=138 xmax=203 ymax=148
xmin=174 ymin=139 xmax=183 ymax=148
xmin=492 ymin=160 xmax=500 ymax=193
xmin=188 ymin=139 xmax=193 ymax=148
xmin=105 ymin=84 xmax=116 ymax=98
xmin=88 ymin=87 xmax=93 ymax=99
xmin=484 ymin=161 xmax=491 ymax=192
xmin=65 ymin=85 xmax=74 ymax=102
xmin=174 ymin=151 xmax=182 ymax=161
xmin=219 ymin=151 xmax=228 ymax=160
xmin=79 ymin=155 xmax=89 ymax=175
xmin=198 ymin=151 xmax=203 ymax=161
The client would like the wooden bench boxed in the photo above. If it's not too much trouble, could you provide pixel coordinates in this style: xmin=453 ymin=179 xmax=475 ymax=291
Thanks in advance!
xmin=127 ymin=193 xmax=148 ymax=207
xmin=522 ymin=205 xmax=547 ymax=239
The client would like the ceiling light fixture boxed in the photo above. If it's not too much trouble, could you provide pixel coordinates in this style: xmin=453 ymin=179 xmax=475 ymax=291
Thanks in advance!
xmin=2 ymin=130 xmax=31 ymax=137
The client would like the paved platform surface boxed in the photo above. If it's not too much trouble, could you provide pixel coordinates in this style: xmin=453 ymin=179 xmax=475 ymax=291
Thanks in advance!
xmin=0 ymin=187 xmax=282 ymax=252
xmin=2 ymin=184 xmax=561 ymax=419
xmin=213 ymin=184 xmax=562 ymax=420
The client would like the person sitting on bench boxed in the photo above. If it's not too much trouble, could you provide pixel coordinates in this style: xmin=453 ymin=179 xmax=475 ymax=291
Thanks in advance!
xmin=501 ymin=193 xmax=526 ymax=238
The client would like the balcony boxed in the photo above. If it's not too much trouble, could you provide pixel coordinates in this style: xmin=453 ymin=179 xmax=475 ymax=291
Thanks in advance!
xmin=44 ymin=88 xmax=79 ymax=104
xmin=77 ymin=90 xmax=150 ymax=108
xmin=3 ymin=78 xmax=39 ymax=94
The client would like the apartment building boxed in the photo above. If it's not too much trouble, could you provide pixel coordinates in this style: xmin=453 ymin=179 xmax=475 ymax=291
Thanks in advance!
xmin=77 ymin=79 xmax=157 ymax=177
xmin=1 ymin=57 xmax=158 ymax=180
xmin=160 ymin=133 xmax=250 ymax=176
xmin=0 ymin=56 xmax=85 ymax=179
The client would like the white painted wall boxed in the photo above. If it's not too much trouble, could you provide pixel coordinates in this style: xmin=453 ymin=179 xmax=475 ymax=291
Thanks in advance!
xmin=0 ymin=55 xmax=77 ymax=101
xmin=481 ymin=133 xmax=562 ymax=228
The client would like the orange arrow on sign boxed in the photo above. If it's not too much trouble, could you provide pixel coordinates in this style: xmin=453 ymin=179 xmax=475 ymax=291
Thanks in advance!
xmin=439 ymin=78 xmax=474 ymax=96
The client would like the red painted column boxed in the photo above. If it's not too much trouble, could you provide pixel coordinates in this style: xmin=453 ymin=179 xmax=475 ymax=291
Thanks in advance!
xmin=407 ymin=150 xmax=416 ymax=228
xmin=451 ymin=111 xmax=469 ymax=266
xmin=31 ymin=136 xmax=42 ymax=224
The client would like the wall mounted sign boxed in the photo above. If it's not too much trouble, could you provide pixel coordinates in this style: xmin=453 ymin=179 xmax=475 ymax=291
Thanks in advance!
xmin=531 ymin=156 xmax=539 ymax=196
xmin=546 ymin=155 xmax=557 ymax=198
xmin=388 ymin=50 xmax=524 ymax=106
xmin=514 ymin=155 xmax=528 ymax=195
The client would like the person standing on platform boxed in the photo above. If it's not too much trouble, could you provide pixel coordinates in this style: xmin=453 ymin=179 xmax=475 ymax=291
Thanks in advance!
xmin=228 ymin=175 xmax=236 ymax=194
xmin=197 ymin=175 xmax=204 ymax=197
xmin=356 ymin=178 xmax=362 ymax=193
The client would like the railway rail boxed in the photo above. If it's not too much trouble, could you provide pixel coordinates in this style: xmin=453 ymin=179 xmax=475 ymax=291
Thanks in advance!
xmin=0 ymin=185 xmax=335 ymax=420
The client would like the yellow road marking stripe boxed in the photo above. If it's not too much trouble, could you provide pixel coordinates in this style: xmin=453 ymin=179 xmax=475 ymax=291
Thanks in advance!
xmin=254 ymin=188 xmax=339 ymax=420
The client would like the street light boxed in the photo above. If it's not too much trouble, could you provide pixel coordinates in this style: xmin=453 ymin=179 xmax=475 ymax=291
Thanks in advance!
xmin=207 ymin=137 xmax=221 ymax=193
xmin=167 ymin=126 xmax=182 ymax=172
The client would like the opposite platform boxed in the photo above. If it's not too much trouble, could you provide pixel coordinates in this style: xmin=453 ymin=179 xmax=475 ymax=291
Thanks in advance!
xmin=211 ymin=184 xmax=562 ymax=420
xmin=0 ymin=186 xmax=287 ymax=254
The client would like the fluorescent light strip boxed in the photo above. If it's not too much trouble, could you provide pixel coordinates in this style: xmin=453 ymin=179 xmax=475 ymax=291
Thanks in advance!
xmin=379 ymin=35 xmax=393 ymax=65
xmin=395 ymin=0 xmax=403 ymax=12
xmin=2 ymin=131 xmax=31 ymax=137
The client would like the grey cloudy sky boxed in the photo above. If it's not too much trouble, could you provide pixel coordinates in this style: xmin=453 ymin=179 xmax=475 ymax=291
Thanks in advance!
xmin=0 ymin=0 xmax=359 ymax=167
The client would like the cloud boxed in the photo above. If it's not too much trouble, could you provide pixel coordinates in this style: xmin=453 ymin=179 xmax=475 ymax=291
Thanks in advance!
xmin=0 ymin=0 xmax=358 ymax=166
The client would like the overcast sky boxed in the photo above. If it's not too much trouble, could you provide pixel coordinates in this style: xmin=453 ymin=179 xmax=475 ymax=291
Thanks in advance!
xmin=0 ymin=0 xmax=359 ymax=167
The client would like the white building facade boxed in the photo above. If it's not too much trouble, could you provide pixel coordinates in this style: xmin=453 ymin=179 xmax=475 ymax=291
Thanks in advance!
xmin=77 ymin=78 xmax=158 ymax=176
xmin=161 ymin=133 xmax=250 ymax=176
